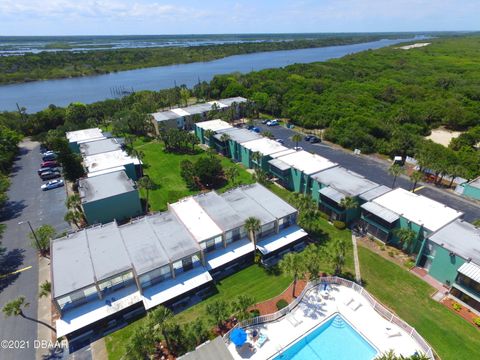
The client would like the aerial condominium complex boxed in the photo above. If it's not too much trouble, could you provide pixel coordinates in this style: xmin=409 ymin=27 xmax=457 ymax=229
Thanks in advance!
xmin=51 ymin=183 xmax=307 ymax=344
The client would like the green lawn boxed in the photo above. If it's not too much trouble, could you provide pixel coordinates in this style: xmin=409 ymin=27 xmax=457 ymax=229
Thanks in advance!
xmin=105 ymin=265 xmax=292 ymax=360
xmin=359 ymin=246 xmax=480 ymax=360
xmin=135 ymin=140 xmax=253 ymax=211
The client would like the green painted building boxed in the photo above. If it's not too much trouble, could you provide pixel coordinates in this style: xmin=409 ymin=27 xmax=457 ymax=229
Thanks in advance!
xmin=213 ymin=128 xmax=262 ymax=161
xmin=239 ymin=138 xmax=291 ymax=171
xmin=194 ymin=119 xmax=233 ymax=145
xmin=79 ymin=171 xmax=143 ymax=225
xmin=309 ymin=166 xmax=384 ymax=224
xmin=66 ymin=128 xmax=106 ymax=153
xmin=268 ymin=150 xmax=337 ymax=193
xmin=417 ymin=219 xmax=480 ymax=312
xmin=459 ymin=177 xmax=480 ymax=201
xmin=360 ymin=188 xmax=463 ymax=252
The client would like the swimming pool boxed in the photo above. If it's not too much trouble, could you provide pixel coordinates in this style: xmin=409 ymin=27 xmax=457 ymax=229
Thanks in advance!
xmin=273 ymin=313 xmax=377 ymax=360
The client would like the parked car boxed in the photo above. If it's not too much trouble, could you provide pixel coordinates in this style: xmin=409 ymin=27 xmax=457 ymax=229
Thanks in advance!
xmin=304 ymin=135 xmax=313 ymax=141
xmin=266 ymin=120 xmax=279 ymax=126
xmin=275 ymin=139 xmax=285 ymax=144
xmin=41 ymin=160 xmax=59 ymax=168
xmin=40 ymin=170 xmax=61 ymax=180
xmin=41 ymin=179 xmax=64 ymax=191
xmin=262 ymin=119 xmax=270 ymax=124
xmin=293 ymin=146 xmax=303 ymax=151
xmin=42 ymin=152 xmax=57 ymax=161
xmin=309 ymin=136 xmax=321 ymax=143
xmin=37 ymin=166 xmax=59 ymax=175
xmin=252 ymin=127 xmax=261 ymax=133
xmin=246 ymin=125 xmax=254 ymax=130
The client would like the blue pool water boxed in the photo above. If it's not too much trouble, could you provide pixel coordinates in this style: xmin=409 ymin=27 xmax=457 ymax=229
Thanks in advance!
xmin=274 ymin=314 xmax=377 ymax=360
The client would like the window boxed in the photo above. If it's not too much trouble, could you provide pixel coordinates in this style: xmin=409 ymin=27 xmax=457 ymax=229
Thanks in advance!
xmin=139 ymin=265 xmax=171 ymax=288
xmin=98 ymin=272 xmax=134 ymax=295
xmin=56 ymin=285 xmax=99 ymax=311
xmin=260 ymin=222 xmax=275 ymax=238
xmin=226 ymin=227 xmax=242 ymax=244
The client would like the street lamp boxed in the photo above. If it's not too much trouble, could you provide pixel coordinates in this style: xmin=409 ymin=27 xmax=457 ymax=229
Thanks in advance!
xmin=18 ymin=220 xmax=41 ymax=252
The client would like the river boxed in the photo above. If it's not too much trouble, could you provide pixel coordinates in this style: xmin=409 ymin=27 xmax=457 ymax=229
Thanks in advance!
xmin=0 ymin=37 xmax=424 ymax=112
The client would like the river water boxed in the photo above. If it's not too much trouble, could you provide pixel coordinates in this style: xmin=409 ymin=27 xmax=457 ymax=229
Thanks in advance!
xmin=0 ymin=37 xmax=423 ymax=112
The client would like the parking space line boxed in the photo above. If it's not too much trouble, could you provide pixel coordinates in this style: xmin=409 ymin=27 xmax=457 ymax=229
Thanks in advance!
xmin=0 ymin=265 xmax=32 ymax=279
xmin=413 ymin=185 xmax=425 ymax=193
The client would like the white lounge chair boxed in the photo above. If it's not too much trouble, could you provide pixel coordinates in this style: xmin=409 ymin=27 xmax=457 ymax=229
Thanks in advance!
xmin=344 ymin=298 xmax=354 ymax=307
xmin=286 ymin=313 xmax=303 ymax=327
xmin=385 ymin=327 xmax=401 ymax=337
xmin=349 ymin=300 xmax=362 ymax=311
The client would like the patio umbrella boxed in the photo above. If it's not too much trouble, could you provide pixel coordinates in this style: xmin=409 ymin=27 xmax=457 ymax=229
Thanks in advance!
xmin=230 ymin=328 xmax=247 ymax=347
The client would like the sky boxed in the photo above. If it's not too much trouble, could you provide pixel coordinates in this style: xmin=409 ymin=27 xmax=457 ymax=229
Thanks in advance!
xmin=0 ymin=0 xmax=479 ymax=36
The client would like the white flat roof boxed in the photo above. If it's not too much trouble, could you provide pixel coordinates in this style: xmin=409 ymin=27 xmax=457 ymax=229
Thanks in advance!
xmin=86 ymin=166 xmax=126 ymax=178
xmin=84 ymin=150 xmax=138 ymax=174
xmin=206 ymin=238 xmax=254 ymax=270
xmin=56 ymin=285 xmax=141 ymax=338
xmin=242 ymin=138 xmax=289 ymax=156
xmin=142 ymin=267 xmax=212 ymax=310
xmin=66 ymin=128 xmax=105 ymax=143
xmin=170 ymin=197 xmax=222 ymax=243
xmin=276 ymin=150 xmax=337 ymax=175
xmin=196 ymin=119 xmax=233 ymax=132
xmin=171 ymin=108 xmax=190 ymax=117
xmin=256 ymin=225 xmax=307 ymax=255
xmin=208 ymin=100 xmax=228 ymax=109
xmin=270 ymin=149 xmax=296 ymax=159
xmin=373 ymin=188 xmax=463 ymax=232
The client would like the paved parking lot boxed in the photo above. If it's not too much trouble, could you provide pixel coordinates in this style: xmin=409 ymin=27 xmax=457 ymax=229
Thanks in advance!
xmin=255 ymin=122 xmax=480 ymax=222
xmin=0 ymin=139 xmax=69 ymax=360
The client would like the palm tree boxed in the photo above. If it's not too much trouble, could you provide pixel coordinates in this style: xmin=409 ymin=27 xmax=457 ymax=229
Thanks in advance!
xmin=3 ymin=296 xmax=56 ymax=332
xmin=225 ymin=166 xmax=239 ymax=186
xmin=231 ymin=295 xmax=255 ymax=321
xmin=148 ymin=305 xmax=174 ymax=350
xmin=409 ymin=170 xmax=424 ymax=192
xmin=204 ymin=129 xmax=215 ymax=145
xmin=125 ymin=322 xmax=156 ymax=360
xmin=389 ymin=164 xmax=404 ymax=188
xmin=339 ymin=196 xmax=358 ymax=210
xmin=251 ymin=151 xmax=262 ymax=169
xmin=138 ymin=176 xmax=156 ymax=213
xmin=329 ymin=238 xmax=349 ymax=275
xmin=65 ymin=194 xmax=82 ymax=212
xmin=302 ymin=244 xmax=323 ymax=280
xmin=220 ymin=133 xmax=231 ymax=156
xmin=292 ymin=134 xmax=302 ymax=149
xmin=30 ymin=224 xmax=56 ymax=256
xmin=245 ymin=217 xmax=261 ymax=262
xmin=279 ymin=252 xmax=304 ymax=297
xmin=206 ymin=300 xmax=230 ymax=330
xmin=394 ymin=228 xmax=416 ymax=253
xmin=179 ymin=87 xmax=190 ymax=106
xmin=39 ymin=280 xmax=51 ymax=298
xmin=2 ymin=296 xmax=29 ymax=317
xmin=64 ymin=210 xmax=83 ymax=229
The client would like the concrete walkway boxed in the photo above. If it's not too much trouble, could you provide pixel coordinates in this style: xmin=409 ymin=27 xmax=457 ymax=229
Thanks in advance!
xmin=36 ymin=256 xmax=58 ymax=360
xmin=351 ymin=234 xmax=362 ymax=284
xmin=91 ymin=339 xmax=108 ymax=360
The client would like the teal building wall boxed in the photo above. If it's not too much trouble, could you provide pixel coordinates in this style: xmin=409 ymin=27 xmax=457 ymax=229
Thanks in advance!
xmin=83 ymin=190 xmax=143 ymax=225
xmin=424 ymin=242 xmax=466 ymax=285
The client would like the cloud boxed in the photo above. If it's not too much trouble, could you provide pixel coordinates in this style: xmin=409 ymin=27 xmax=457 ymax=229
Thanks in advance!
xmin=0 ymin=0 xmax=189 ymax=20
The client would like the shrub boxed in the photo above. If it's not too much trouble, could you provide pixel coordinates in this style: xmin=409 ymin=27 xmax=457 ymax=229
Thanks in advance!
xmin=380 ymin=245 xmax=386 ymax=251
xmin=473 ymin=317 xmax=480 ymax=327
xmin=333 ymin=220 xmax=346 ymax=230
xmin=250 ymin=309 xmax=260 ymax=318
xmin=388 ymin=251 xmax=395 ymax=257
xmin=276 ymin=299 xmax=288 ymax=310
xmin=452 ymin=302 xmax=462 ymax=311
xmin=319 ymin=211 xmax=329 ymax=220
xmin=404 ymin=260 xmax=415 ymax=269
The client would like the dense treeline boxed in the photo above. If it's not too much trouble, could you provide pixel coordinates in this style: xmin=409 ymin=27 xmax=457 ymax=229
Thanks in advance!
xmin=202 ymin=36 xmax=480 ymax=180
xmin=0 ymin=34 xmax=411 ymax=84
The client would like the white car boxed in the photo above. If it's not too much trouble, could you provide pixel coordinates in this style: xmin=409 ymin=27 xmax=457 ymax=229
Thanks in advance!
xmin=293 ymin=146 xmax=303 ymax=151
xmin=266 ymin=120 xmax=279 ymax=126
xmin=41 ymin=179 xmax=64 ymax=191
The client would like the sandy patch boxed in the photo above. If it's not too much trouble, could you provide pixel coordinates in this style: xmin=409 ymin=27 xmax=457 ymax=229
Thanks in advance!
xmin=396 ymin=42 xmax=431 ymax=50
xmin=426 ymin=128 xmax=462 ymax=147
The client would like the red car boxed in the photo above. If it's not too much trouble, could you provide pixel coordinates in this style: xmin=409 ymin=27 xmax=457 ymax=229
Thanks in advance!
xmin=41 ymin=160 xmax=59 ymax=168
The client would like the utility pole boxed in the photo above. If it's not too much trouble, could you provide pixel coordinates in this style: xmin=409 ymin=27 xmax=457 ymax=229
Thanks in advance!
xmin=18 ymin=220 xmax=41 ymax=252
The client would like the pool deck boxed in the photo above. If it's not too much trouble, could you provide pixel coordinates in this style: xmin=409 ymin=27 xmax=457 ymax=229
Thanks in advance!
xmin=227 ymin=284 xmax=425 ymax=359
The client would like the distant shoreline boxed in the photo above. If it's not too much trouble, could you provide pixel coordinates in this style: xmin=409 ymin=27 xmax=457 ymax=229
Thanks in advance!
xmin=0 ymin=35 xmax=418 ymax=86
